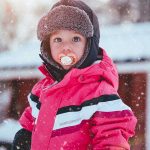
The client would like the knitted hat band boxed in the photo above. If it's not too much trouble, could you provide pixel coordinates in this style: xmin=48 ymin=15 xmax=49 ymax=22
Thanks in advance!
xmin=37 ymin=5 xmax=94 ymax=41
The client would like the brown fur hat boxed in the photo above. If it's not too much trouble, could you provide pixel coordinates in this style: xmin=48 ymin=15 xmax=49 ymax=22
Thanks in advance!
xmin=37 ymin=5 xmax=94 ymax=41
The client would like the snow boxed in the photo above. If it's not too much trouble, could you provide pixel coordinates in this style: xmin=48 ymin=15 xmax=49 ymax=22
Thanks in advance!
xmin=100 ymin=22 xmax=150 ymax=60
xmin=0 ymin=89 xmax=12 ymax=120
xmin=0 ymin=119 xmax=21 ymax=142
xmin=0 ymin=23 xmax=150 ymax=70
xmin=0 ymin=39 xmax=41 ymax=68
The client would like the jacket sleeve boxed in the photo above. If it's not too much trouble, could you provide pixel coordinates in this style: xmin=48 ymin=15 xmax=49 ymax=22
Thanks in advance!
xmin=19 ymin=77 xmax=52 ymax=132
xmin=19 ymin=106 xmax=35 ymax=132
xmin=90 ymin=99 xmax=137 ymax=150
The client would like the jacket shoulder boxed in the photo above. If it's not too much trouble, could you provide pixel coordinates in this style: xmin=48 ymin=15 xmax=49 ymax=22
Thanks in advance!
xmin=31 ymin=77 xmax=54 ymax=98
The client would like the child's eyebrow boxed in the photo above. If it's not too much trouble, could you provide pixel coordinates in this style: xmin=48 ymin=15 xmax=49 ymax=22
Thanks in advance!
xmin=74 ymin=31 xmax=81 ymax=35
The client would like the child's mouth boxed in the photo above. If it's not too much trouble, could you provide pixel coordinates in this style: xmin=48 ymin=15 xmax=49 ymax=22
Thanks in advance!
xmin=59 ymin=53 xmax=76 ymax=66
xmin=60 ymin=56 xmax=74 ymax=65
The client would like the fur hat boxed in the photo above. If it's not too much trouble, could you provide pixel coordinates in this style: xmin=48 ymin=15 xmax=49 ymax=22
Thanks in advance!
xmin=37 ymin=0 xmax=100 ymax=81
xmin=37 ymin=5 xmax=94 ymax=41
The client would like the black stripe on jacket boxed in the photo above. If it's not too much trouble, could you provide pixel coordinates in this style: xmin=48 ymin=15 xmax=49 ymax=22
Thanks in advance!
xmin=30 ymin=93 xmax=41 ymax=109
xmin=57 ymin=94 xmax=120 ymax=115
xmin=30 ymin=93 xmax=120 ymax=115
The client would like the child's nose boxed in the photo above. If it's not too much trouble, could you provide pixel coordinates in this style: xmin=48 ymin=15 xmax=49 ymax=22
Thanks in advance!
xmin=62 ymin=49 xmax=71 ymax=55
xmin=62 ymin=43 xmax=72 ymax=54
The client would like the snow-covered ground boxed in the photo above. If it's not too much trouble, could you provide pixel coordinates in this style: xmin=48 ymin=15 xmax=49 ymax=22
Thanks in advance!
xmin=0 ymin=119 xmax=21 ymax=143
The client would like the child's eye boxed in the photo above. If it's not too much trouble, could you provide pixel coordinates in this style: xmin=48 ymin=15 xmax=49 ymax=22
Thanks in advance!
xmin=54 ymin=38 xmax=62 ymax=42
xmin=72 ymin=36 xmax=81 ymax=42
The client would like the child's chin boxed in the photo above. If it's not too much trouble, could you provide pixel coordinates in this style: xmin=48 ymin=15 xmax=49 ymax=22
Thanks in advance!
xmin=62 ymin=65 xmax=72 ymax=70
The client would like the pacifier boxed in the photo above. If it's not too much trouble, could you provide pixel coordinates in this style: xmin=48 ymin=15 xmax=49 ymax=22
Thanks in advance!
xmin=59 ymin=53 xmax=76 ymax=66
xmin=60 ymin=56 xmax=74 ymax=65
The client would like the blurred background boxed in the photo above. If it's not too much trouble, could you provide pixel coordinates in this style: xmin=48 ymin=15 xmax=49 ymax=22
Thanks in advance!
xmin=0 ymin=0 xmax=150 ymax=149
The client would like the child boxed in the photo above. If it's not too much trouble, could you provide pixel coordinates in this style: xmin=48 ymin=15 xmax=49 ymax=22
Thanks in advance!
xmin=12 ymin=0 xmax=137 ymax=149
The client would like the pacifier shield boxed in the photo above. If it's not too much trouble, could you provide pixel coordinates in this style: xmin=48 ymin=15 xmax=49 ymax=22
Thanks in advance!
xmin=60 ymin=56 xmax=73 ymax=65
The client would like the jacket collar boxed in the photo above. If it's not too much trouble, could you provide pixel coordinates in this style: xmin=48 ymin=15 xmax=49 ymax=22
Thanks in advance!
xmin=38 ymin=49 xmax=118 ymax=91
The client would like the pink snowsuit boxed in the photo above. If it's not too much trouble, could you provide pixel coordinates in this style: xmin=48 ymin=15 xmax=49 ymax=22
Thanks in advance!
xmin=19 ymin=49 xmax=137 ymax=150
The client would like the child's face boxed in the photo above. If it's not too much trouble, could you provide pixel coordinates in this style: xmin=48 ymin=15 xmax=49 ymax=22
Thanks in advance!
xmin=50 ymin=30 xmax=87 ymax=70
